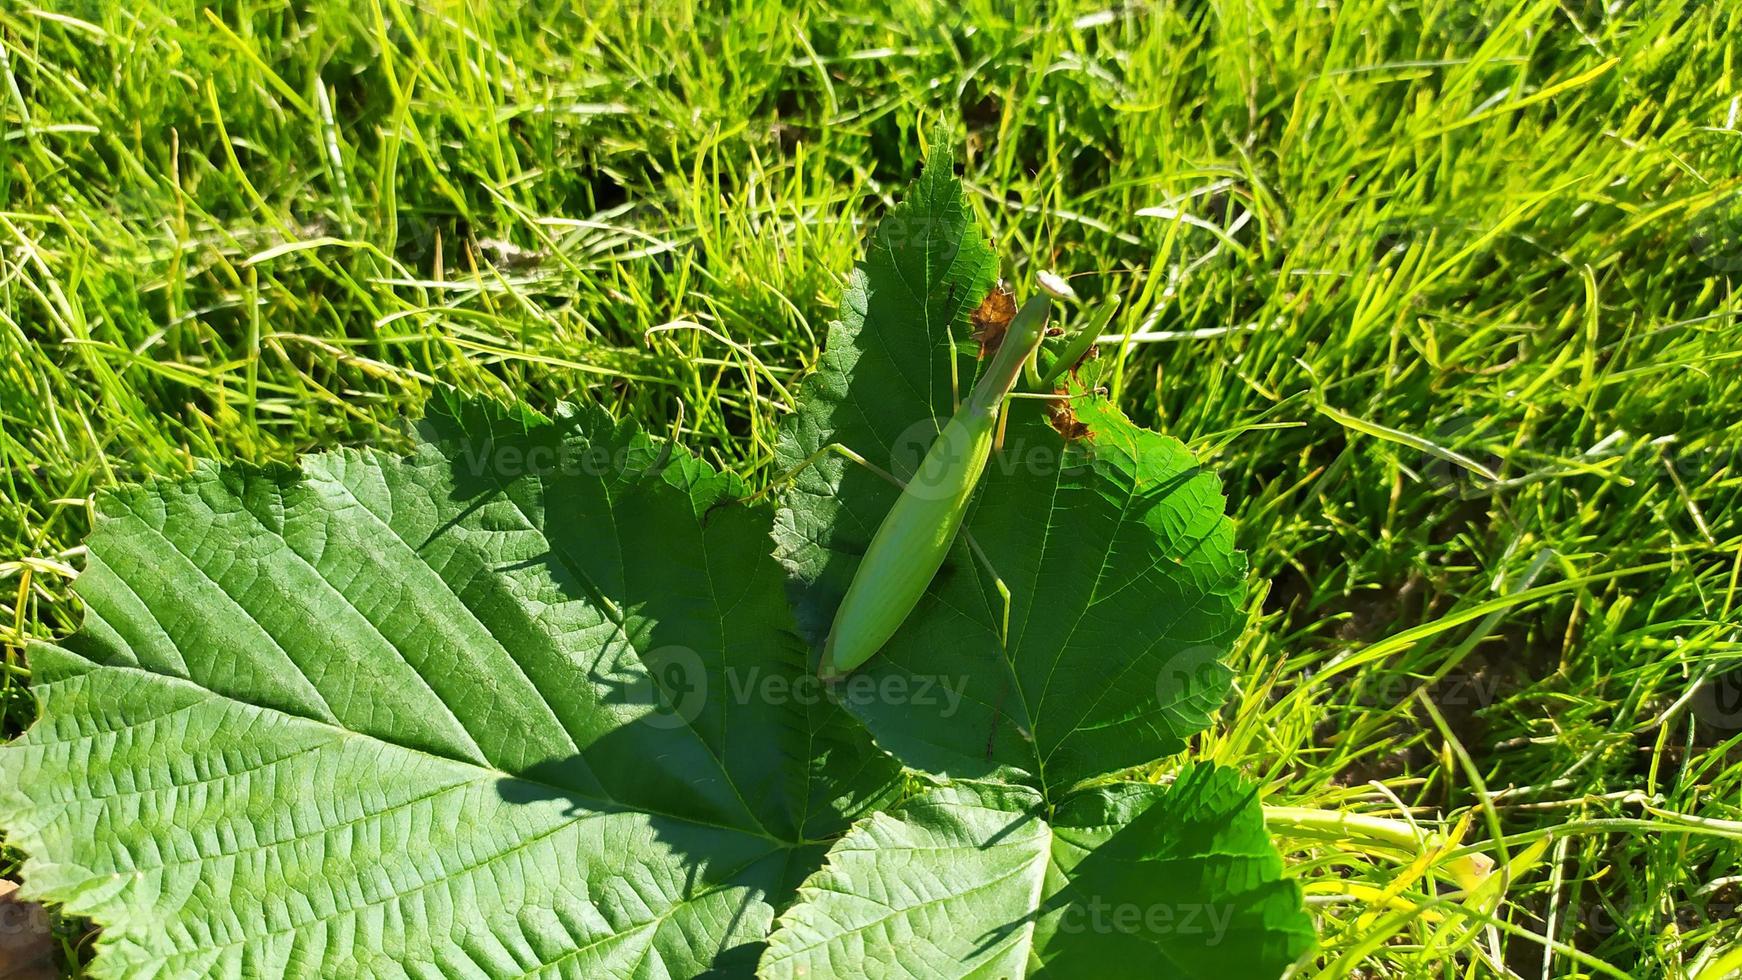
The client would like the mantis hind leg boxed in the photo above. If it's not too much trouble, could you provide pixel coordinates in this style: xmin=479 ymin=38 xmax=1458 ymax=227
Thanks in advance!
xmin=961 ymin=530 xmax=1011 ymax=653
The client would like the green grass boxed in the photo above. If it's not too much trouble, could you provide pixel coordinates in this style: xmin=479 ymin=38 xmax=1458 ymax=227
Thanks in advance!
xmin=3 ymin=0 xmax=1740 ymax=975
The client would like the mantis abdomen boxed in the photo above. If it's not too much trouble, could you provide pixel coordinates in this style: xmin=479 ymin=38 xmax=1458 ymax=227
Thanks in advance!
xmin=820 ymin=294 xmax=1050 ymax=678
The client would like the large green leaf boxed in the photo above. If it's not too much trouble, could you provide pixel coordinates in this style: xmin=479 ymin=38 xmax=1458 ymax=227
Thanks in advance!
xmin=761 ymin=765 xmax=1314 ymax=978
xmin=773 ymin=138 xmax=1244 ymax=798
xmin=0 ymin=397 xmax=898 ymax=977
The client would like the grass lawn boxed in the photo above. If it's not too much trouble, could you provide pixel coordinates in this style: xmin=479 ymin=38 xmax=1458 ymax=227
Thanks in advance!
xmin=3 ymin=0 xmax=1740 ymax=975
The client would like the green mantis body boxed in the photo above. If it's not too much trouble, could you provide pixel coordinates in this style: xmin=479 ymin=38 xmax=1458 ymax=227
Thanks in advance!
xmin=819 ymin=294 xmax=1052 ymax=679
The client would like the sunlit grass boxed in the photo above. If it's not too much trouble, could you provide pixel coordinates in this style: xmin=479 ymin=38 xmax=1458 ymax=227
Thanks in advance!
xmin=3 ymin=0 xmax=1740 ymax=975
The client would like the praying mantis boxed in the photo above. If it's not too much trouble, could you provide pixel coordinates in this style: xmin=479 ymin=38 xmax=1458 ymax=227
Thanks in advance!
xmin=757 ymin=278 xmax=1121 ymax=680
